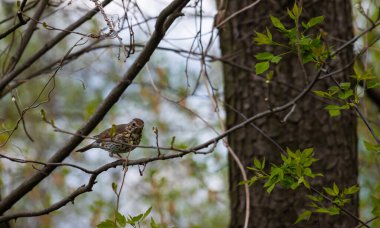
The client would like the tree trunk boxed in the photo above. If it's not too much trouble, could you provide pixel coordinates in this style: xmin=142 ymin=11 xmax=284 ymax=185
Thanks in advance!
xmin=218 ymin=1 xmax=358 ymax=227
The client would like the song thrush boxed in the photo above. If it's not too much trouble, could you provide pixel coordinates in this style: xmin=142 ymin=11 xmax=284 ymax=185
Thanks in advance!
xmin=76 ymin=118 xmax=144 ymax=157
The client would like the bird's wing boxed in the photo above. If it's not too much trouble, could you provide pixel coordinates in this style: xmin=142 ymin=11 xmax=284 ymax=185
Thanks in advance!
xmin=94 ymin=124 xmax=128 ymax=141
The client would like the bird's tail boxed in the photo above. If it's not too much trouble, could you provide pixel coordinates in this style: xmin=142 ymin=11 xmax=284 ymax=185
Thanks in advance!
xmin=76 ymin=144 xmax=93 ymax=152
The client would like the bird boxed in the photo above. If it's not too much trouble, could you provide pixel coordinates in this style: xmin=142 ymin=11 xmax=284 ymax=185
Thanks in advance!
xmin=76 ymin=118 xmax=144 ymax=157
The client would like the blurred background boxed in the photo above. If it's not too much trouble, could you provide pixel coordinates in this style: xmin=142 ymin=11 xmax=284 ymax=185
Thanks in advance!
xmin=0 ymin=0 xmax=380 ymax=227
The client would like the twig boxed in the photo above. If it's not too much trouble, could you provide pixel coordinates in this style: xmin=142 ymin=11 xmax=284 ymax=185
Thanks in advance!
xmin=0 ymin=0 xmax=191 ymax=215
xmin=0 ymin=153 xmax=95 ymax=174
xmin=354 ymin=105 xmax=380 ymax=145
xmin=0 ymin=0 xmax=115 ymax=94
xmin=6 ymin=0 xmax=49 ymax=73
xmin=11 ymin=96 xmax=34 ymax=142
xmin=153 ymin=127 xmax=161 ymax=156
xmin=114 ymin=169 xmax=128 ymax=227
xmin=354 ymin=216 xmax=378 ymax=228
xmin=0 ymin=147 xmax=221 ymax=223
xmin=310 ymin=186 xmax=370 ymax=228
xmin=215 ymin=0 xmax=262 ymax=28
xmin=281 ymin=103 xmax=296 ymax=123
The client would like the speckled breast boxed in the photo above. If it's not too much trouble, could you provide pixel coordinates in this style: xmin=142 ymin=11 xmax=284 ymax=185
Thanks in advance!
xmin=100 ymin=132 xmax=141 ymax=154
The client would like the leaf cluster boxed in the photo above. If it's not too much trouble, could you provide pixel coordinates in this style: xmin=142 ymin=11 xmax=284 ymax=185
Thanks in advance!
xmin=313 ymin=65 xmax=380 ymax=117
xmin=295 ymin=184 xmax=359 ymax=224
xmin=242 ymin=148 xmax=321 ymax=193
xmin=253 ymin=3 xmax=329 ymax=79
xmin=313 ymin=82 xmax=355 ymax=117
xmin=97 ymin=207 xmax=155 ymax=228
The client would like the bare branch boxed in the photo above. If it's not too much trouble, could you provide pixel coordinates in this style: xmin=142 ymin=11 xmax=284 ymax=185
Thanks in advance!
xmin=0 ymin=0 xmax=190 ymax=215
xmin=0 ymin=0 xmax=115 ymax=94
xmin=6 ymin=0 xmax=50 ymax=73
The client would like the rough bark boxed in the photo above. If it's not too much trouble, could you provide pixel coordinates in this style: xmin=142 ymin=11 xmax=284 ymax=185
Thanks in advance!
xmin=218 ymin=1 xmax=358 ymax=227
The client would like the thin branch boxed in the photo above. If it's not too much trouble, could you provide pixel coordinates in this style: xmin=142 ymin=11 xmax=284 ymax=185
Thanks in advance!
xmin=11 ymin=96 xmax=34 ymax=142
xmin=6 ymin=0 xmax=49 ymax=73
xmin=215 ymin=0 xmax=262 ymax=28
xmin=0 ymin=147 xmax=218 ymax=223
xmin=113 ymin=169 xmax=128 ymax=226
xmin=0 ymin=153 xmax=95 ymax=174
xmin=310 ymin=186 xmax=370 ymax=228
xmin=354 ymin=216 xmax=378 ymax=228
xmin=0 ymin=0 xmax=190 ymax=215
xmin=354 ymin=105 xmax=380 ymax=145
xmin=0 ymin=19 xmax=31 ymax=40
xmin=0 ymin=0 xmax=115 ymax=94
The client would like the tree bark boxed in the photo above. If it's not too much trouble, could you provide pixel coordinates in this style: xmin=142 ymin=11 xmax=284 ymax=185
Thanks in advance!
xmin=218 ymin=1 xmax=358 ymax=227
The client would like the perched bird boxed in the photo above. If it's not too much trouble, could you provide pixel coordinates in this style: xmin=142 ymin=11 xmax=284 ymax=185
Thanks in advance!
xmin=76 ymin=118 xmax=144 ymax=157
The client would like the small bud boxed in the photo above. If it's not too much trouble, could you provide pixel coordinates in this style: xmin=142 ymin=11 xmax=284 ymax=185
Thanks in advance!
xmin=110 ymin=124 xmax=116 ymax=137
xmin=152 ymin=126 xmax=158 ymax=134
xmin=111 ymin=182 xmax=118 ymax=194
xmin=170 ymin=136 xmax=176 ymax=148
xmin=40 ymin=109 xmax=47 ymax=121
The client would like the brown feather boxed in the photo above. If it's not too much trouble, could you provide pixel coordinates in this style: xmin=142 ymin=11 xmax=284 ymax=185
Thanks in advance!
xmin=95 ymin=124 xmax=128 ymax=140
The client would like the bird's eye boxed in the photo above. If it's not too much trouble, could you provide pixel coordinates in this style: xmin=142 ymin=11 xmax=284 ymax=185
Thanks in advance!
xmin=132 ymin=122 xmax=136 ymax=127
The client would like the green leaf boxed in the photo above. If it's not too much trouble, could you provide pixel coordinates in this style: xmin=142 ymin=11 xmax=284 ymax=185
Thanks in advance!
xmin=254 ymin=31 xmax=272 ymax=45
xmin=301 ymin=21 xmax=308 ymax=29
xmin=295 ymin=210 xmax=312 ymax=224
xmin=338 ymin=90 xmax=353 ymax=100
xmin=97 ymin=220 xmax=115 ymax=228
xmin=112 ymin=182 xmax=118 ymax=194
xmin=307 ymin=194 xmax=322 ymax=202
xmin=254 ymin=158 xmax=262 ymax=169
xmin=344 ymin=185 xmax=360 ymax=195
xmin=270 ymin=15 xmax=286 ymax=31
xmin=340 ymin=82 xmax=351 ymax=90
xmin=315 ymin=206 xmax=340 ymax=215
xmin=255 ymin=52 xmax=273 ymax=60
xmin=265 ymin=71 xmax=274 ymax=82
xmin=249 ymin=177 xmax=259 ymax=186
xmin=292 ymin=3 xmax=302 ymax=18
xmin=142 ymin=207 xmax=152 ymax=220
xmin=116 ymin=212 xmax=127 ymax=226
xmin=266 ymin=183 xmax=276 ymax=193
xmin=266 ymin=27 xmax=272 ymax=41
xmin=262 ymin=157 xmax=266 ymax=170
xmin=323 ymin=186 xmax=338 ymax=197
xmin=328 ymin=85 xmax=339 ymax=92
xmin=131 ymin=213 xmax=143 ymax=222
xmin=299 ymin=37 xmax=312 ymax=46
xmin=367 ymin=81 xmax=380 ymax=89
xmin=303 ymin=148 xmax=314 ymax=156
xmin=150 ymin=217 xmax=158 ymax=228
xmin=313 ymin=90 xmax=330 ymax=98
xmin=333 ymin=183 xmax=339 ymax=195
xmin=300 ymin=177 xmax=310 ymax=189
xmin=281 ymin=154 xmax=287 ymax=163
xmin=328 ymin=109 xmax=341 ymax=117
xmin=271 ymin=56 xmax=282 ymax=63
xmin=307 ymin=16 xmax=324 ymax=28
xmin=324 ymin=105 xmax=342 ymax=117
xmin=239 ymin=177 xmax=258 ymax=186
xmin=255 ymin=61 xmax=270 ymax=75
xmin=287 ymin=8 xmax=296 ymax=20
